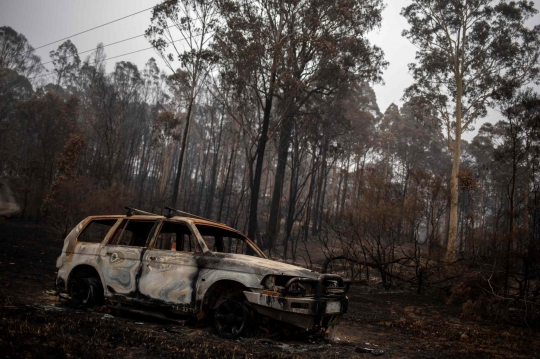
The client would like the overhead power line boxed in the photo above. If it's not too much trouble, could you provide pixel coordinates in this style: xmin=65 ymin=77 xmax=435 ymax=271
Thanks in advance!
xmin=40 ymin=25 xmax=179 ymax=66
xmin=34 ymin=5 xmax=157 ymax=50
xmin=28 ymin=39 xmax=186 ymax=81
xmin=42 ymin=34 xmax=145 ymax=65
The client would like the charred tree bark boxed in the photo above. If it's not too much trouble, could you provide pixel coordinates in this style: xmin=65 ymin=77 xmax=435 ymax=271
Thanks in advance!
xmin=171 ymin=96 xmax=195 ymax=208
xmin=265 ymin=115 xmax=293 ymax=250
xmin=283 ymin=129 xmax=300 ymax=260
xmin=247 ymin=2 xmax=285 ymax=244
xmin=218 ymin=131 xmax=239 ymax=222
xmin=204 ymin=106 xmax=225 ymax=218
xmin=312 ymin=139 xmax=328 ymax=235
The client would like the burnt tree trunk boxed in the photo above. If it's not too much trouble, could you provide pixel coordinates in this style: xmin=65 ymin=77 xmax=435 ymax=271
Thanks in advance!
xmin=265 ymin=115 xmax=293 ymax=250
xmin=171 ymin=97 xmax=195 ymax=208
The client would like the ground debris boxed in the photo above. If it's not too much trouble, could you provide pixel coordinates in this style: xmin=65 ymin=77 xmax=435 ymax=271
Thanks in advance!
xmin=252 ymin=339 xmax=328 ymax=353
xmin=28 ymin=304 xmax=68 ymax=312
xmin=163 ymin=324 xmax=186 ymax=334
xmin=355 ymin=347 xmax=384 ymax=356
xmin=2 ymin=221 xmax=540 ymax=359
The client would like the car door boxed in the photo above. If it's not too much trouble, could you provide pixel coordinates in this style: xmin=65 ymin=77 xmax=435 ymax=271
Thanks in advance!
xmin=98 ymin=218 xmax=157 ymax=297
xmin=138 ymin=219 xmax=202 ymax=310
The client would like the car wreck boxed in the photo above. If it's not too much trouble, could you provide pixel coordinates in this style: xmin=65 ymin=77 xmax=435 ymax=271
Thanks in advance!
xmin=55 ymin=207 xmax=349 ymax=338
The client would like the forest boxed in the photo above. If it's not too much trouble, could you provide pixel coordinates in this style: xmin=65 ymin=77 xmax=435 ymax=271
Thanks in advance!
xmin=1 ymin=0 xmax=540 ymax=326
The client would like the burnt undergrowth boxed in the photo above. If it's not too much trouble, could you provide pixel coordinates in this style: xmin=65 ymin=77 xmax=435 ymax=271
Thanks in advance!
xmin=2 ymin=221 xmax=540 ymax=358
xmin=0 ymin=304 xmax=311 ymax=359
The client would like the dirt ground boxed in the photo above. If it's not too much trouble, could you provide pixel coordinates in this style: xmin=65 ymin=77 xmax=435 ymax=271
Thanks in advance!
xmin=0 ymin=220 xmax=539 ymax=359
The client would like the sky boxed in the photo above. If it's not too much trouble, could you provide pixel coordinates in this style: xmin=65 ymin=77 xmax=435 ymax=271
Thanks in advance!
xmin=1 ymin=0 xmax=540 ymax=141
xmin=368 ymin=0 xmax=540 ymax=141
xmin=0 ymin=0 xmax=164 ymax=77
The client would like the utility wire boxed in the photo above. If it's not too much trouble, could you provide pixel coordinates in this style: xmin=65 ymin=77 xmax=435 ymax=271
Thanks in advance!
xmin=40 ymin=25 xmax=178 ymax=66
xmin=28 ymin=39 xmax=186 ymax=81
xmin=42 ymin=34 xmax=146 ymax=65
xmin=34 ymin=5 xmax=157 ymax=50
xmin=29 ymin=46 xmax=157 ymax=80
xmin=14 ymin=29 xmax=215 ymax=84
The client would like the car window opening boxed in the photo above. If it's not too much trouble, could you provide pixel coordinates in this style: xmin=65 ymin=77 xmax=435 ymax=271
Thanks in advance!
xmin=154 ymin=221 xmax=197 ymax=253
xmin=195 ymin=224 xmax=257 ymax=257
xmin=78 ymin=219 xmax=118 ymax=243
xmin=109 ymin=220 xmax=155 ymax=247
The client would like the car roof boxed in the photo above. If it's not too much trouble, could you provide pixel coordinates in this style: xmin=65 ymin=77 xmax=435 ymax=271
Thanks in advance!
xmin=85 ymin=214 xmax=265 ymax=258
xmin=86 ymin=214 xmax=246 ymax=237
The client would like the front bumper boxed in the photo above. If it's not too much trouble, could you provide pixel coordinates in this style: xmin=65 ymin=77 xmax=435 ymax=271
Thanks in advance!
xmin=243 ymin=274 xmax=349 ymax=331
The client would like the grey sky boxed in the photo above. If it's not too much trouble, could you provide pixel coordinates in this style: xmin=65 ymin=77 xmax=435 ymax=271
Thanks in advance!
xmin=1 ymin=0 xmax=539 ymax=141
xmin=0 ymin=0 xmax=164 ymax=76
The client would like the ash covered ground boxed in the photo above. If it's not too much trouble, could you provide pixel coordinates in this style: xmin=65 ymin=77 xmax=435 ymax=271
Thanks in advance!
xmin=0 ymin=221 xmax=538 ymax=359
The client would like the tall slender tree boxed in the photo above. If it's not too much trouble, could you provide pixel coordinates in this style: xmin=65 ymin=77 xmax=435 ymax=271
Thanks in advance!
xmin=213 ymin=0 xmax=287 ymax=243
xmin=146 ymin=0 xmax=219 ymax=208
xmin=265 ymin=0 xmax=387 ymax=251
xmin=49 ymin=40 xmax=81 ymax=87
xmin=402 ymin=0 xmax=540 ymax=259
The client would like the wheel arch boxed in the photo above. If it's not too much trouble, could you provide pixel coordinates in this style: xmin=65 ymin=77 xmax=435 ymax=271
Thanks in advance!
xmin=201 ymin=279 xmax=250 ymax=315
xmin=67 ymin=264 xmax=103 ymax=290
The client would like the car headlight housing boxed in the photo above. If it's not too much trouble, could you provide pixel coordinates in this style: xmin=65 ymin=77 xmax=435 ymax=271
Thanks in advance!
xmin=263 ymin=275 xmax=276 ymax=291
xmin=262 ymin=275 xmax=315 ymax=296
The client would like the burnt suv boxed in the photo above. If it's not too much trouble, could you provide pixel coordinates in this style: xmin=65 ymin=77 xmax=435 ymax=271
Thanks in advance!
xmin=55 ymin=207 xmax=349 ymax=338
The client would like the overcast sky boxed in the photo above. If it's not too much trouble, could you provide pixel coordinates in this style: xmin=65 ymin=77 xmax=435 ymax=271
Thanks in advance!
xmin=1 ymin=0 xmax=539 ymax=141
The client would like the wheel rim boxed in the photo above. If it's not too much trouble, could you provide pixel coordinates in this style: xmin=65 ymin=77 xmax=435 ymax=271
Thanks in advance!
xmin=214 ymin=300 xmax=247 ymax=337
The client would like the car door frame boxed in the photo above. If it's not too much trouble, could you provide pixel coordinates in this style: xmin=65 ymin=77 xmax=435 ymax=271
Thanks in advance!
xmin=98 ymin=217 xmax=158 ymax=299
xmin=137 ymin=218 xmax=208 ymax=313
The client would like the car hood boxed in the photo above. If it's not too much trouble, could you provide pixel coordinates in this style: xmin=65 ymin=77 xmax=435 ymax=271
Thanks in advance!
xmin=203 ymin=252 xmax=319 ymax=278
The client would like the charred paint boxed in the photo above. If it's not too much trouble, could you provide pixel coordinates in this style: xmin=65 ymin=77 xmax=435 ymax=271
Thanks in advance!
xmin=56 ymin=214 xmax=349 ymax=332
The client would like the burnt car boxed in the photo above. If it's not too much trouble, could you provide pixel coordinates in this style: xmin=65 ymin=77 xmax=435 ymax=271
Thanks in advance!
xmin=55 ymin=207 xmax=349 ymax=338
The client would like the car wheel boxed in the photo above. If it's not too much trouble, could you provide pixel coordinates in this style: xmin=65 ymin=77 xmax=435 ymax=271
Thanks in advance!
xmin=70 ymin=277 xmax=103 ymax=308
xmin=213 ymin=299 xmax=250 ymax=339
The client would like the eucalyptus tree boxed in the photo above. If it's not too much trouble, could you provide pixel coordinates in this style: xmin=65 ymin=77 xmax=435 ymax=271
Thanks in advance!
xmin=0 ymin=26 xmax=42 ymax=78
xmin=492 ymin=89 xmax=540 ymax=294
xmin=87 ymin=61 xmax=143 ymax=187
xmin=146 ymin=0 xmax=219 ymax=208
xmin=212 ymin=0 xmax=288 ymax=243
xmin=49 ymin=40 xmax=81 ymax=87
xmin=402 ymin=0 xmax=540 ymax=259
xmin=214 ymin=0 xmax=387 ymax=245
xmin=264 ymin=0 xmax=387 ymax=251
xmin=0 ymin=26 xmax=41 ymax=159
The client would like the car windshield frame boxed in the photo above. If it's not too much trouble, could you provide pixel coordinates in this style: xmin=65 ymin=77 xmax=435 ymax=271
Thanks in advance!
xmin=193 ymin=224 xmax=266 ymax=258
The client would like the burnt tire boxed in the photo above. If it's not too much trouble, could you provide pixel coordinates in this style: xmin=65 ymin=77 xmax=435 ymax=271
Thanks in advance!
xmin=70 ymin=277 xmax=103 ymax=308
xmin=213 ymin=299 xmax=250 ymax=339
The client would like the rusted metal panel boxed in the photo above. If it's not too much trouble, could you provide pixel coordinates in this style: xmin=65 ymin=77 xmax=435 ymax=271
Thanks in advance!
xmin=138 ymin=250 xmax=199 ymax=305
xmin=98 ymin=245 xmax=144 ymax=295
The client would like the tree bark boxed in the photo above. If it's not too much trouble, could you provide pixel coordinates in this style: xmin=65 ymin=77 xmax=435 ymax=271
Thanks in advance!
xmin=217 ymin=130 xmax=239 ymax=222
xmin=204 ymin=105 xmax=225 ymax=218
xmin=446 ymin=68 xmax=463 ymax=260
xmin=265 ymin=114 xmax=293 ymax=250
xmin=247 ymin=1 xmax=285 ymax=243
xmin=171 ymin=96 xmax=195 ymax=208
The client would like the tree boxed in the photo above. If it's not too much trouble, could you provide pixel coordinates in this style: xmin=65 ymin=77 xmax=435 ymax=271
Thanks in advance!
xmin=146 ymin=0 xmax=219 ymax=208
xmin=49 ymin=40 xmax=81 ymax=87
xmin=0 ymin=68 xmax=33 ymax=168
xmin=16 ymin=91 xmax=77 ymax=219
xmin=493 ymin=89 xmax=540 ymax=294
xmin=0 ymin=27 xmax=40 ymax=164
xmin=0 ymin=26 xmax=42 ymax=78
xmin=42 ymin=133 xmax=86 ymax=236
xmin=402 ymin=0 xmax=540 ymax=259
xmin=264 ymin=0 xmax=387 ymax=251
xmin=213 ymin=0 xmax=288 ymax=244
xmin=214 ymin=0 xmax=386 ymax=245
